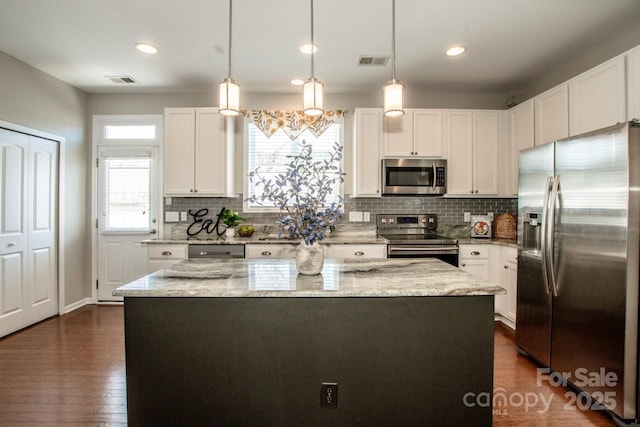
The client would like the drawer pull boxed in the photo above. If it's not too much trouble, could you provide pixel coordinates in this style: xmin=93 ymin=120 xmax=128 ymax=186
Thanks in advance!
xmin=354 ymin=251 xmax=365 ymax=256
xmin=261 ymin=251 xmax=272 ymax=256
xmin=504 ymin=265 xmax=508 ymax=269
xmin=7 ymin=242 xmax=15 ymax=247
xmin=470 ymin=251 xmax=481 ymax=256
xmin=161 ymin=251 xmax=172 ymax=256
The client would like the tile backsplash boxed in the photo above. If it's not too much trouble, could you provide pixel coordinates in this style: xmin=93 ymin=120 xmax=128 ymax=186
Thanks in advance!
xmin=163 ymin=195 xmax=517 ymax=238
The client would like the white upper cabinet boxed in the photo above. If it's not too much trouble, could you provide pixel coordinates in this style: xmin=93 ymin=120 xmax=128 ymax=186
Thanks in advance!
xmin=445 ymin=110 xmax=499 ymax=196
xmin=569 ymin=56 xmax=626 ymax=136
xmin=534 ymin=83 xmax=569 ymax=146
xmin=627 ymin=45 xmax=640 ymax=121
xmin=382 ymin=109 xmax=444 ymax=157
xmin=352 ymin=108 xmax=382 ymax=197
xmin=163 ymin=107 xmax=234 ymax=197
xmin=508 ymin=100 xmax=534 ymax=195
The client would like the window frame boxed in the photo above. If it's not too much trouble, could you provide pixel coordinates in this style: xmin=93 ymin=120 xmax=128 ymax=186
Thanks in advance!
xmin=243 ymin=117 xmax=345 ymax=213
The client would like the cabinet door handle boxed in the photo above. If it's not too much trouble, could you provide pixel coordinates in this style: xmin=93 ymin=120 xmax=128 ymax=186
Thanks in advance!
xmin=470 ymin=190 xmax=474 ymax=194
xmin=7 ymin=242 xmax=15 ymax=247
xmin=461 ymin=263 xmax=466 ymax=267
xmin=261 ymin=251 xmax=272 ymax=256
xmin=190 ymin=189 xmax=194 ymax=192
xmin=504 ymin=265 xmax=508 ymax=269
xmin=161 ymin=251 xmax=172 ymax=256
xmin=354 ymin=251 xmax=365 ymax=256
xmin=470 ymin=251 xmax=481 ymax=256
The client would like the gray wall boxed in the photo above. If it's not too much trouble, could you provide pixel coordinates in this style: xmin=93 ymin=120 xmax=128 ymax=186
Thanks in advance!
xmin=0 ymin=51 xmax=89 ymax=306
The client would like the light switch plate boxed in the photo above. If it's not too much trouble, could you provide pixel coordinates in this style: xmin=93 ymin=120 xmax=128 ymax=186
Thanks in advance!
xmin=487 ymin=212 xmax=494 ymax=220
xmin=165 ymin=196 xmax=172 ymax=205
xmin=165 ymin=212 xmax=179 ymax=222
xmin=348 ymin=211 xmax=363 ymax=222
xmin=464 ymin=212 xmax=471 ymax=222
xmin=180 ymin=212 xmax=188 ymax=221
xmin=363 ymin=212 xmax=371 ymax=222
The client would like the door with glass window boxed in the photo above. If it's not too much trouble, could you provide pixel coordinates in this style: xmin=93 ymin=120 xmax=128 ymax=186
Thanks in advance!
xmin=97 ymin=146 xmax=158 ymax=301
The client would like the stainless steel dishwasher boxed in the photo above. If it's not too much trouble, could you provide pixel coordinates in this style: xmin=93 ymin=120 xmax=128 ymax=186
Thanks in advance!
xmin=187 ymin=244 xmax=245 ymax=259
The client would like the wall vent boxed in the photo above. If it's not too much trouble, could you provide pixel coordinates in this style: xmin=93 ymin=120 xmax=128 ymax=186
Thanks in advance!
xmin=106 ymin=76 xmax=139 ymax=84
xmin=358 ymin=56 xmax=389 ymax=66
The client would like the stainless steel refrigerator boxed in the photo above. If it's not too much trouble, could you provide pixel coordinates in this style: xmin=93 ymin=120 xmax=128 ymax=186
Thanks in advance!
xmin=516 ymin=121 xmax=640 ymax=423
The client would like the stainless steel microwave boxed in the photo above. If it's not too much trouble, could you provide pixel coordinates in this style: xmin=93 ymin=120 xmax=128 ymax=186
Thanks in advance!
xmin=382 ymin=158 xmax=447 ymax=196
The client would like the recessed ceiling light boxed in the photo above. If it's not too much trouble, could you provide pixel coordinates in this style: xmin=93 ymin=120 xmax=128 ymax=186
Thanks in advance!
xmin=290 ymin=78 xmax=305 ymax=86
xmin=135 ymin=42 xmax=158 ymax=54
xmin=300 ymin=43 xmax=318 ymax=54
xmin=445 ymin=45 xmax=466 ymax=57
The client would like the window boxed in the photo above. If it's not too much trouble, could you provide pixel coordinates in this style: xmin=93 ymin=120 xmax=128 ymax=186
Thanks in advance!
xmin=104 ymin=125 xmax=156 ymax=139
xmin=99 ymin=150 xmax=154 ymax=232
xmin=245 ymin=121 xmax=343 ymax=211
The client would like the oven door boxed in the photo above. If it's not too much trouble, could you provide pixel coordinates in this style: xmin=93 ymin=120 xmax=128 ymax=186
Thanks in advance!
xmin=382 ymin=159 xmax=446 ymax=195
xmin=387 ymin=244 xmax=459 ymax=266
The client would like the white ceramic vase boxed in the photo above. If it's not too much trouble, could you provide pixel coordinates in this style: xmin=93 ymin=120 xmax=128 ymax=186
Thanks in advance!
xmin=296 ymin=240 xmax=324 ymax=275
xmin=226 ymin=227 xmax=235 ymax=238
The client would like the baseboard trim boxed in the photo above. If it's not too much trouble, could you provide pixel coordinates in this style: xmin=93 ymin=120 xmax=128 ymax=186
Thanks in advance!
xmin=63 ymin=298 xmax=93 ymax=314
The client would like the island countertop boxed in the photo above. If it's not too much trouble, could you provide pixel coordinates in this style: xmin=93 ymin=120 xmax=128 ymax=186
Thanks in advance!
xmin=113 ymin=258 xmax=505 ymax=298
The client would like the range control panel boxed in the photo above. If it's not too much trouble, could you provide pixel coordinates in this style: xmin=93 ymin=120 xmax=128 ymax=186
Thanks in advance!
xmin=377 ymin=214 xmax=438 ymax=231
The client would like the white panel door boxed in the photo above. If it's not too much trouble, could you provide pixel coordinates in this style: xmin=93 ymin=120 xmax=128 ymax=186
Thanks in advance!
xmin=534 ymin=83 xmax=569 ymax=146
xmin=0 ymin=129 xmax=28 ymax=337
xmin=473 ymin=112 xmax=499 ymax=195
xmin=445 ymin=111 xmax=473 ymax=195
xmin=569 ymin=56 xmax=626 ymax=136
xmin=195 ymin=108 xmax=227 ymax=196
xmin=353 ymin=108 xmax=382 ymax=197
xmin=97 ymin=147 xmax=158 ymax=301
xmin=27 ymin=136 xmax=58 ymax=321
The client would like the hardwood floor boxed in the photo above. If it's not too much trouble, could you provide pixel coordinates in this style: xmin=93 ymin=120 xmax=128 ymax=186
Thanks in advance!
xmin=0 ymin=306 xmax=618 ymax=426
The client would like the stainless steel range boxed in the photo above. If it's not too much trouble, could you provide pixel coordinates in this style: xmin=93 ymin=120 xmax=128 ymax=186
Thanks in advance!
xmin=377 ymin=214 xmax=459 ymax=266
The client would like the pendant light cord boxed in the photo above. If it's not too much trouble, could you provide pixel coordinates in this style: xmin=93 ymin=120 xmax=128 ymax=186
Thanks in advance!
xmin=310 ymin=0 xmax=315 ymax=79
xmin=228 ymin=0 xmax=233 ymax=79
xmin=391 ymin=0 xmax=396 ymax=82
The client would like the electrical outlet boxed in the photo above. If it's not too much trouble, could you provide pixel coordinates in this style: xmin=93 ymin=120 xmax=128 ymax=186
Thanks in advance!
xmin=363 ymin=212 xmax=371 ymax=222
xmin=165 ymin=197 xmax=172 ymax=205
xmin=348 ymin=211 xmax=363 ymax=222
xmin=464 ymin=212 xmax=471 ymax=222
xmin=165 ymin=212 xmax=179 ymax=222
xmin=487 ymin=212 xmax=494 ymax=220
xmin=180 ymin=212 xmax=187 ymax=221
xmin=321 ymin=383 xmax=338 ymax=408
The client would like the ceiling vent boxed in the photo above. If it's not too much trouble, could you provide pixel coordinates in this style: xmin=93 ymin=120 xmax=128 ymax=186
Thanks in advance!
xmin=106 ymin=75 xmax=139 ymax=84
xmin=358 ymin=56 xmax=390 ymax=66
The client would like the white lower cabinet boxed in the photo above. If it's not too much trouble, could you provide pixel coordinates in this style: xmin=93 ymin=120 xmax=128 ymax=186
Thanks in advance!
xmin=245 ymin=244 xmax=296 ymax=259
xmin=246 ymin=243 xmax=387 ymax=259
xmin=497 ymin=247 xmax=518 ymax=329
xmin=458 ymin=244 xmax=490 ymax=280
xmin=147 ymin=244 xmax=187 ymax=273
xmin=325 ymin=244 xmax=387 ymax=259
xmin=460 ymin=244 xmax=517 ymax=329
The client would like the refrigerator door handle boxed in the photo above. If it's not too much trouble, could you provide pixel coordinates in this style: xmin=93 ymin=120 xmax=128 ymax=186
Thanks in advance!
xmin=540 ymin=176 xmax=553 ymax=295
xmin=547 ymin=175 xmax=561 ymax=296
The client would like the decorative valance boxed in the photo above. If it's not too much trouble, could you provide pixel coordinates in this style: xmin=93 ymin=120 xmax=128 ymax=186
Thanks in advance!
xmin=244 ymin=110 xmax=345 ymax=140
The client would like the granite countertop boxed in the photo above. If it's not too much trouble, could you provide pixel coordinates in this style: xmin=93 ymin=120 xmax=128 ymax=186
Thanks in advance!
xmin=113 ymin=258 xmax=505 ymax=298
xmin=457 ymin=238 xmax=517 ymax=248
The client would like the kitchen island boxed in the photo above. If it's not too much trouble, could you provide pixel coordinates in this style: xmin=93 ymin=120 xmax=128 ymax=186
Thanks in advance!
xmin=114 ymin=258 xmax=504 ymax=426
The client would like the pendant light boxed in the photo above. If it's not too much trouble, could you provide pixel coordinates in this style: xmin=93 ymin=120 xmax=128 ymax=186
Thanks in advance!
xmin=383 ymin=0 xmax=405 ymax=117
xmin=219 ymin=0 xmax=240 ymax=116
xmin=303 ymin=0 xmax=324 ymax=116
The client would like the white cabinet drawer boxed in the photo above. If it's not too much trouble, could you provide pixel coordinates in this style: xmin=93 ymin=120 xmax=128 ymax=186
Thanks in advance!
xmin=245 ymin=244 xmax=296 ymax=259
xmin=326 ymin=244 xmax=387 ymax=259
xmin=148 ymin=245 xmax=187 ymax=259
xmin=459 ymin=245 xmax=490 ymax=259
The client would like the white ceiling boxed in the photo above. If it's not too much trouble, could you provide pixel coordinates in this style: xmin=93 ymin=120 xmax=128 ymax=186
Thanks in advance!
xmin=1 ymin=0 xmax=639 ymax=95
